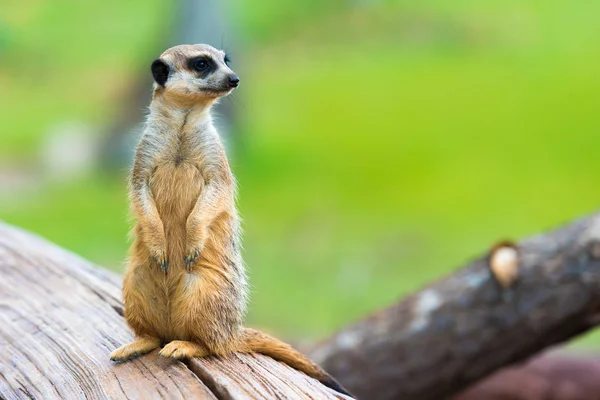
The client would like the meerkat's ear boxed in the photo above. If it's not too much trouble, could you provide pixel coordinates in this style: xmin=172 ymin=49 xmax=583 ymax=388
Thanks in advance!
xmin=151 ymin=58 xmax=170 ymax=86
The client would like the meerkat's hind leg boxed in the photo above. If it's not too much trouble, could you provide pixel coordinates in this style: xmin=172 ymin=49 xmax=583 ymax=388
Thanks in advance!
xmin=158 ymin=340 xmax=210 ymax=360
xmin=110 ymin=336 xmax=161 ymax=362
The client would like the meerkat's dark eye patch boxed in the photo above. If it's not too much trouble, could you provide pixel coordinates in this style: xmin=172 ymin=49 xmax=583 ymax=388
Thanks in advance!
xmin=224 ymin=54 xmax=231 ymax=66
xmin=151 ymin=59 xmax=170 ymax=86
xmin=187 ymin=56 xmax=216 ymax=78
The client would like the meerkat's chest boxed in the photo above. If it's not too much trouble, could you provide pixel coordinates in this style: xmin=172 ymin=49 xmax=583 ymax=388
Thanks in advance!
xmin=150 ymin=163 xmax=203 ymax=223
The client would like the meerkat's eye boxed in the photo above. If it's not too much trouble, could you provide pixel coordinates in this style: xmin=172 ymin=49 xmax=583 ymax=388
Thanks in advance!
xmin=187 ymin=57 xmax=215 ymax=76
xmin=193 ymin=59 xmax=209 ymax=71
xmin=224 ymin=54 xmax=231 ymax=66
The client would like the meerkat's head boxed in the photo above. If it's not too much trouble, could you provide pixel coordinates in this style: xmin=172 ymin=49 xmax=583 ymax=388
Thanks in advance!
xmin=150 ymin=44 xmax=239 ymax=106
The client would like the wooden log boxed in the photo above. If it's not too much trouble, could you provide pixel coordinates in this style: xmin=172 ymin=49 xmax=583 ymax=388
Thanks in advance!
xmin=0 ymin=223 xmax=353 ymax=400
xmin=311 ymin=213 xmax=600 ymax=400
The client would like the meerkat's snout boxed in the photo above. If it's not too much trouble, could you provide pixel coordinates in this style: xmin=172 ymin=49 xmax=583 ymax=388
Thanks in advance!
xmin=228 ymin=74 xmax=240 ymax=88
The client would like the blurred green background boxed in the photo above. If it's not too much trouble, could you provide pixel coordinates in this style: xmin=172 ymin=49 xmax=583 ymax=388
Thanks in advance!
xmin=1 ymin=0 xmax=599 ymax=345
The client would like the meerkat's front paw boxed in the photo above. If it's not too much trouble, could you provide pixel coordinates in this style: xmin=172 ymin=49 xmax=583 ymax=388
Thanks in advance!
xmin=185 ymin=221 xmax=208 ymax=270
xmin=149 ymin=248 xmax=168 ymax=273
xmin=142 ymin=220 xmax=168 ymax=272
xmin=184 ymin=245 xmax=203 ymax=270
xmin=155 ymin=255 xmax=168 ymax=273
xmin=184 ymin=237 xmax=207 ymax=270
xmin=159 ymin=340 xmax=209 ymax=359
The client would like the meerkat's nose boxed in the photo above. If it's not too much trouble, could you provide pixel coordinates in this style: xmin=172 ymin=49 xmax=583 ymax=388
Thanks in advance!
xmin=228 ymin=75 xmax=240 ymax=88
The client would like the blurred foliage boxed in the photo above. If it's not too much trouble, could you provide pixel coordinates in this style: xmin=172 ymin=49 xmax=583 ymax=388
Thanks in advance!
xmin=1 ymin=0 xmax=600 ymax=345
xmin=0 ymin=0 xmax=171 ymax=159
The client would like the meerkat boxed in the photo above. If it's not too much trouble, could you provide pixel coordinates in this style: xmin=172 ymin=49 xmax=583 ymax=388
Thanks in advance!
xmin=108 ymin=44 xmax=350 ymax=396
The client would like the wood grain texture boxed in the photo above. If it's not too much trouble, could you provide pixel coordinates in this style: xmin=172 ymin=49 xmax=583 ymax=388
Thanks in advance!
xmin=311 ymin=213 xmax=600 ymax=400
xmin=189 ymin=354 xmax=351 ymax=400
xmin=0 ymin=223 xmax=353 ymax=400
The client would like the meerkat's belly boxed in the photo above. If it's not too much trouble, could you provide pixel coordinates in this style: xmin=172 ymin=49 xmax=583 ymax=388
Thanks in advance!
xmin=130 ymin=163 xmax=243 ymax=342
xmin=151 ymin=163 xmax=203 ymax=263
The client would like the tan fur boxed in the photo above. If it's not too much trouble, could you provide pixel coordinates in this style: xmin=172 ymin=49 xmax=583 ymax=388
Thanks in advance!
xmin=109 ymin=44 xmax=349 ymax=396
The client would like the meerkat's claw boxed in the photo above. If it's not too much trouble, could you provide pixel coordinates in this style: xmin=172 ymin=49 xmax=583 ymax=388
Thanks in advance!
xmin=110 ymin=352 xmax=140 ymax=363
xmin=160 ymin=260 xmax=168 ymax=273
xmin=154 ymin=257 xmax=168 ymax=273
xmin=185 ymin=249 xmax=200 ymax=270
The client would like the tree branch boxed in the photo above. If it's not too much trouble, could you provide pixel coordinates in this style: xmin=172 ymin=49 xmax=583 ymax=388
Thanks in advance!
xmin=311 ymin=213 xmax=600 ymax=400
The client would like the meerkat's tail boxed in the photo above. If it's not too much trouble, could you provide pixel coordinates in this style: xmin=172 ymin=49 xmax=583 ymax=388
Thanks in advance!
xmin=239 ymin=328 xmax=352 ymax=397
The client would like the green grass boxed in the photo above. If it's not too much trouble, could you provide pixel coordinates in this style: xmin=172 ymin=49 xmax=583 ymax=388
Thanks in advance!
xmin=2 ymin=0 xmax=600 ymax=345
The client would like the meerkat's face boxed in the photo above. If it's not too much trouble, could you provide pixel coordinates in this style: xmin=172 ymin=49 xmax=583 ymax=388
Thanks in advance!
xmin=151 ymin=44 xmax=239 ymax=103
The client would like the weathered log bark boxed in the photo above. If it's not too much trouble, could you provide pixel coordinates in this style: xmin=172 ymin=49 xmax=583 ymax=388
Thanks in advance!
xmin=311 ymin=213 xmax=600 ymax=400
xmin=0 ymin=223 xmax=353 ymax=400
